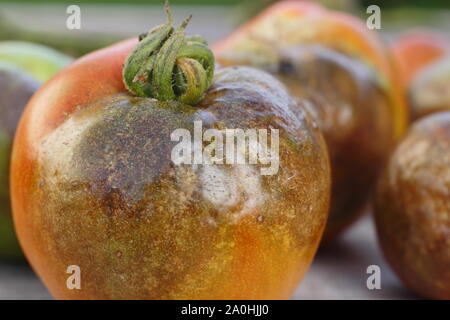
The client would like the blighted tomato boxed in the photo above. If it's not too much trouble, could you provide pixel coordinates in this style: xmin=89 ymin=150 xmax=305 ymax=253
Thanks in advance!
xmin=409 ymin=56 xmax=450 ymax=120
xmin=11 ymin=10 xmax=330 ymax=299
xmin=374 ymin=112 xmax=450 ymax=299
xmin=213 ymin=0 xmax=407 ymax=239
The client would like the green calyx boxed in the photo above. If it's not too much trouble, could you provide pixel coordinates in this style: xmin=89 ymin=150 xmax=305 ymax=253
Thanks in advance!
xmin=123 ymin=1 xmax=215 ymax=106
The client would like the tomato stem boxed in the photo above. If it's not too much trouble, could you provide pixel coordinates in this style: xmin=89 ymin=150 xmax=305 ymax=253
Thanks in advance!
xmin=122 ymin=0 xmax=215 ymax=106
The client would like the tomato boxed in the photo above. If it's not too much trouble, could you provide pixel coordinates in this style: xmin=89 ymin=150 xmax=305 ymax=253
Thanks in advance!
xmin=11 ymin=11 xmax=330 ymax=299
xmin=375 ymin=111 xmax=450 ymax=299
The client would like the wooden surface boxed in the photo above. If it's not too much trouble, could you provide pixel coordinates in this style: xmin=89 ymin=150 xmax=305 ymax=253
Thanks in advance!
xmin=0 ymin=214 xmax=417 ymax=300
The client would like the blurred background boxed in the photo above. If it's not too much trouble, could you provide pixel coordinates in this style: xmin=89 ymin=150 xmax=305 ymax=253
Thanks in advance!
xmin=0 ymin=0 xmax=448 ymax=300
xmin=0 ymin=0 xmax=449 ymax=57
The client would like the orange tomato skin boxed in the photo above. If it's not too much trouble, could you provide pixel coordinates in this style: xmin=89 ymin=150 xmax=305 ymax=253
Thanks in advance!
xmin=374 ymin=112 xmax=450 ymax=299
xmin=14 ymin=38 xmax=137 ymax=143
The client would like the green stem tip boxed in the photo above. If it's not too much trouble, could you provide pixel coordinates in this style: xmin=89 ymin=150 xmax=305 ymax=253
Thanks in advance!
xmin=122 ymin=0 xmax=215 ymax=106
